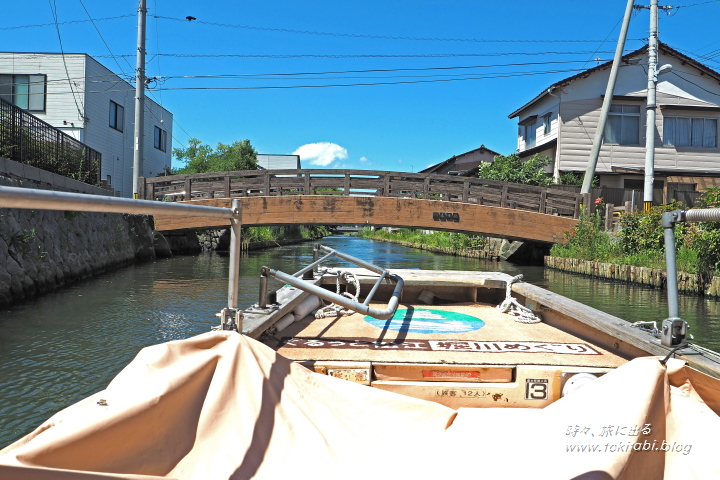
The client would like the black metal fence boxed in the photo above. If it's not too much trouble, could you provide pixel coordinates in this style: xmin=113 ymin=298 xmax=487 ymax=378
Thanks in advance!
xmin=0 ymin=97 xmax=101 ymax=185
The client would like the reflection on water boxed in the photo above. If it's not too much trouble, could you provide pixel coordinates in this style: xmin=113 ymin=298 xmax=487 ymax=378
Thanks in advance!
xmin=1 ymin=235 xmax=719 ymax=447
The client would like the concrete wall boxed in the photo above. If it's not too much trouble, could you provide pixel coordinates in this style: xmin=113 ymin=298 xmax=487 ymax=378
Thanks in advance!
xmin=0 ymin=176 xmax=155 ymax=307
xmin=0 ymin=156 xmax=113 ymax=196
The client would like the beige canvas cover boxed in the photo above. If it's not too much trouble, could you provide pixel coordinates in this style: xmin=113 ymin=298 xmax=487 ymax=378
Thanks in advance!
xmin=0 ymin=331 xmax=718 ymax=479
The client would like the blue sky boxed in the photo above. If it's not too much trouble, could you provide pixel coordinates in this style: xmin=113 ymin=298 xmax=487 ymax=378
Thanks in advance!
xmin=3 ymin=1 xmax=720 ymax=171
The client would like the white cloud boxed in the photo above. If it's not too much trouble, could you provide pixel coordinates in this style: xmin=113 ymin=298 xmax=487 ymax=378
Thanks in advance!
xmin=359 ymin=156 xmax=368 ymax=163
xmin=293 ymin=142 xmax=348 ymax=167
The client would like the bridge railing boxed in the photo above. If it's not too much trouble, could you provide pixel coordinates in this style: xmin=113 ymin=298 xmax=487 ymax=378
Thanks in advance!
xmin=140 ymin=170 xmax=583 ymax=218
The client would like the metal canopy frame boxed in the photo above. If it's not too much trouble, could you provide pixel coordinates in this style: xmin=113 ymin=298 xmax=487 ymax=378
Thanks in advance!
xmin=662 ymin=208 xmax=720 ymax=347
xmin=258 ymin=244 xmax=404 ymax=321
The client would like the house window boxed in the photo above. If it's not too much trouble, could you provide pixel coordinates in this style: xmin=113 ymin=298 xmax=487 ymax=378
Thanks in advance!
xmin=525 ymin=124 xmax=536 ymax=149
xmin=604 ymin=104 xmax=640 ymax=145
xmin=542 ymin=113 xmax=552 ymax=135
xmin=154 ymin=126 xmax=167 ymax=152
xmin=109 ymin=101 xmax=124 ymax=132
xmin=663 ymin=116 xmax=717 ymax=148
xmin=0 ymin=74 xmax=46 ymax=112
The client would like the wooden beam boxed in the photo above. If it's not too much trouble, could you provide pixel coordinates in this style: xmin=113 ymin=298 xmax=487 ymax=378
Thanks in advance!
xmin=154 ymin=196 xmax=577 ymax=243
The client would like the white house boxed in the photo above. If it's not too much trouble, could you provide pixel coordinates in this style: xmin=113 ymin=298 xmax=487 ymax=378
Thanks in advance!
xmin=0 ymin=52 xmax=173 ymax=197
xmin=509 ymin=42 xmax=720 ymax=196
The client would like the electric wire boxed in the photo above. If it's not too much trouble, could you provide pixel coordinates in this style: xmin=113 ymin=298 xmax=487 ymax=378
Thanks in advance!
xmin=9 ymin=66 xmax=590 ymax=96
xmin=580 ymin=15 xmax=626 ymax=70
xmin=672 ymin=0 xmax=720 ymax=8
xmin=48 ymin=0 xmax=85 ymax=122
xmin=0 ymin=59 xmax=614 ymax=89
xmin=123 ymin=50 xmax=620 ymax=60
xmin=0 ymin=14 xmax=134 ymax=31
xmin=152 ymin=15 xmax=645 ymax=44
xmin=77 ymin=0 xmax=133 ymax=77
xmin=669 ymin=71 xmax=720 ymax=97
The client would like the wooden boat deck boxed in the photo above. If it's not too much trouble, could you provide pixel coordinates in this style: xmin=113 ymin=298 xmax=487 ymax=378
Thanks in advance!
xmin=264 ymin=302 xmax=627 ymax=369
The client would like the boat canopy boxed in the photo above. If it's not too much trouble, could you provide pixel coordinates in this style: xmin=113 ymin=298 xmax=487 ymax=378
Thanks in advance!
xmin=0 ymin=332 xmax=718 ymax=479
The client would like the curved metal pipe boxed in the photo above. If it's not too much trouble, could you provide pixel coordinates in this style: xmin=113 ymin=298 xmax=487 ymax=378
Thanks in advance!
xmin=268 ymin=268 xmax=403 ymax=320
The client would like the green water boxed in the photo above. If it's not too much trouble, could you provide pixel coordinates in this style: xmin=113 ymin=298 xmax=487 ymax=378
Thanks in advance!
xmin=1 ymin=235 xmax=719 ymax=447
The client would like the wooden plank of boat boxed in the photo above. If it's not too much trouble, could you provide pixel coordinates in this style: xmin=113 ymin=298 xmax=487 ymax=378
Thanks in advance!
xmin=270 ymin=303 xmax=626 ymax=369
xmin=513 ymin=281 xmax=720 ymax=378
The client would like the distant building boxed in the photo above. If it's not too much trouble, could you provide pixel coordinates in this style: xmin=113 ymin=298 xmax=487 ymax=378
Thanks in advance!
xmin=508 ymin=42 xmax=720 ymax=197
xmin=421 ymin=145 xmax=500 ymax=176
xmin=0 ymin=52 xmax=173 ymax=197
xmin=257 ymin=154 xmax=301 ymax=170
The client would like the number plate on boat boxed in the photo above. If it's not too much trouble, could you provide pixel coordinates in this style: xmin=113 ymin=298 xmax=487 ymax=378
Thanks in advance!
xmin=327 ymin=368 xmax=370 ymax=385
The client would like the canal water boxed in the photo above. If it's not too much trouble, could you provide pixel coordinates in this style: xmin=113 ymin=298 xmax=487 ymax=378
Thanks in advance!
xmin=1 ymin=235 xmax=719 ymax=448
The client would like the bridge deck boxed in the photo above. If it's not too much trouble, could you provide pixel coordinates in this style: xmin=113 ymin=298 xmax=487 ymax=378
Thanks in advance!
xmin=144 ymin=170 xmax=582 ymax=243
xmin=153 ymin=196 xmax=577 ymax=244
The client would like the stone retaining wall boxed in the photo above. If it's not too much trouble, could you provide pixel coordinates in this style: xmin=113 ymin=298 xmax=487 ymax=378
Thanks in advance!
xmin=0 ymin=177 xmax=155 ymax=307
xmin=544 ymin=256 xmax=720 ymax=297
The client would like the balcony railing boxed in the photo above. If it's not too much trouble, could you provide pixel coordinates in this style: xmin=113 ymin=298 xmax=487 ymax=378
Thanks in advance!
xmin=0 ymin=97 xmax=101 ymax=185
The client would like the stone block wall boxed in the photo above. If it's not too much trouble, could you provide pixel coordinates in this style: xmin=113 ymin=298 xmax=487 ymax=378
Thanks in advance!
xmin=545 ymin=256 xmax=720 ymax=297
xmin=0 ymin=177 xmax=155 ymax=307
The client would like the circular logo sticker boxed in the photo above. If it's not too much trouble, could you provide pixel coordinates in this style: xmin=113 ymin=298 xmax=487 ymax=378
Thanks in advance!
xmin=364 ymin=308 xmax=485 ymax=334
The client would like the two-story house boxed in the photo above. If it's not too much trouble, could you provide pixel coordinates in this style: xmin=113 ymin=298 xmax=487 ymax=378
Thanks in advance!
xmin=0 ymin=52 xmax=173 ymax=197
xmin=509 ymin=42 xmax=720 ymax=199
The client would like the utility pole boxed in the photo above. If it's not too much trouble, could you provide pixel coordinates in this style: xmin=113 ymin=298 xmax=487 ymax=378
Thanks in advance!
xmin=644 ymin=0 xmax=659 ymax=211
xmin=132 ymin=0 xmax=147 ymax=199
xmin=581 ymin=0 xmax=635 ymax=195
xmin=636 ymin=1 xmax=672 ymax=211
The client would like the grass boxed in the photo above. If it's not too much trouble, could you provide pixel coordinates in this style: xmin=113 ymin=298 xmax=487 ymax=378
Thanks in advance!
xmin=354 ymin=227 xmax=487 ymax=251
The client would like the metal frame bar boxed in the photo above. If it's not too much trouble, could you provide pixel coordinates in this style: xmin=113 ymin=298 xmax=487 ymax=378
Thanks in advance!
xmin=0 ymin=185 xmax=234 ymax=219
xmin=0 ymin=185 xmax=243 ymax=330
xmin=258 ymin=243 xmax=403 ymax=320
xmin=662 ymin=208 xmax=720 ymax=346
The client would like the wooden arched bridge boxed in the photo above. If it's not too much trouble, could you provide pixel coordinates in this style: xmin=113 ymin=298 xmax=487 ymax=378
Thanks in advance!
xmin=140 ymin=170 xmax=583 ymax=244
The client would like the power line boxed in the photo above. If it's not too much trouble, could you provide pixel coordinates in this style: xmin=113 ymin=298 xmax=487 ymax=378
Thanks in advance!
xmin=153 ymin=15 xmax=645 ymax=44
xmin=162 ymin=59 xmax=612 ymax=80
xmin=581 ymin=15 xmax=626 ymax=69
xmin=77 ymin=0 xmax=133 ymax=76
xmin=672 ymin=0 xmax=720 ymax=8
xmin=128 ymin=67 xmax=591 ymax=92
xmin=12 ymin=66 xmax=591 ymax=96
xmin=48 ymin=0 xmax=84 ymax=122
xmin=0 ymin=14 xmax=134 ymax=30
xmin=108 ymin=50 xmax=620 ymax=60
xmin=670 ymin=71 xmax=720 ymax=97
xmin=0 ymin=59 xmax=612 ymax=90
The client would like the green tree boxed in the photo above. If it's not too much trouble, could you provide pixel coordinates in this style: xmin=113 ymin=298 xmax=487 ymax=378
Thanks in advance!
xmin=557 ymin=171 xmax=599 ymax=187
xmin=477 ymin=153 xmax=553 ymax=187
xmin=172 ymin=138 xmax=258 ymax=174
